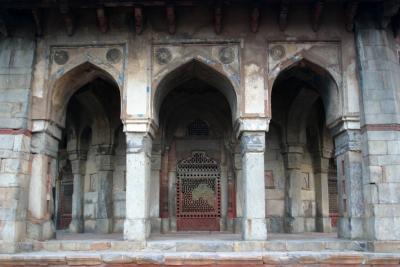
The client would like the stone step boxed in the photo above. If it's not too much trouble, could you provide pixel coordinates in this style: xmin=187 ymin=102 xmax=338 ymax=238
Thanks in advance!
xmin=0 ymin=251 xmax=399 ymax=266
xmin=1 ymin=239 xmax=368 ymax=254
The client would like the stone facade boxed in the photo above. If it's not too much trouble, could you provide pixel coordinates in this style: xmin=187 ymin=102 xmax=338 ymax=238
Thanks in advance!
xmin=0 ymin=0 xmax=400 ymax=251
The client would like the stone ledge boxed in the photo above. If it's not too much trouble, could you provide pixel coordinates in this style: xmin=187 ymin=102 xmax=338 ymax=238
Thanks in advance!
xmin=0 ymin=251 xmax=398 ymax=266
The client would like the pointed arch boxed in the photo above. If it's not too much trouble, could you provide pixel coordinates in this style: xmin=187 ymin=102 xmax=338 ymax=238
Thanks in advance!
xmin=270 ymin=57 xmax=342 ymax=127
xmin=152 ymin=59 xmax=239 ymax=124
xmin=286 ymin=88 xmax=320 ymax=144
xmin=48 ymin=62 xmax=121 ymax=127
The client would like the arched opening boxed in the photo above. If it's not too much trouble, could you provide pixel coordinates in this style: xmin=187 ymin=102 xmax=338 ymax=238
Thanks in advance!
xmin=154 ymin=60 xmax=238 ymax=233
xmin=268 ymin=60 xmax=340 ymax=235
xmin=153 ymin=59 xmax=238 ymax=124
xmin=55 ymin=72 xmax=125 ymax=234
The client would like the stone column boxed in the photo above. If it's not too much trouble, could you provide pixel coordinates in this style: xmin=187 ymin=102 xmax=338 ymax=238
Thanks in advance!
xmin=332 ymin=126 xmax=364 ymax=239
xmin=313 ymin=154 xmax=332 ymax=233
xmin=282 ymin=144 xmax=305 ymax=233
xmin=68 ymin=151 xmax=86 ymax=233
xmin=28 ymin=126 xmax=61 ymax=241
xmin=124 ymin=132 xmax=153 ymax=241
xmin=355 ymin=7 xmax=400 ymax=240
xmin=240 ymin=131 xmax=267 ymax=240
xmin=95 ymin=146 xmax=114 ymax=233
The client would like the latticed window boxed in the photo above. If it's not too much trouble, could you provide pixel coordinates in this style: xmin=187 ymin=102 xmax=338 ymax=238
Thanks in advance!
xmin=187 ymin=119 xmax=209 ymax=136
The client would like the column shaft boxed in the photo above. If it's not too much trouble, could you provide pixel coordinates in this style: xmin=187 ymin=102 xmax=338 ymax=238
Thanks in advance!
xmin=124 ymin=132 xmax=152 ymax=241
xmin=68 ymin=152 xmax=86 ymax=233
xmin=241 ymin=131 xmax=267 ymax=240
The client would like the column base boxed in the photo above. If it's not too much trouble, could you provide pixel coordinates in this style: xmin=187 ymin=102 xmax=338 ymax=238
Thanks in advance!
xmin=69 ymin=218 xmax=83 ymax=233
xmin=124 ymin=218 xmax=150 ymax=241
xmin=95 ymin=218 xmax=112 ymax=234
xmin=338 ymin=217 xmax=364 ymax=239
xmin=242 ymin=218 xmax=267 ymax=240
xmin=27 ymin=220 xmax=55 ymax=241
xmin=285 ymin=217 xmax=305 ymax=233
xmin=2 ymin=220 xmax=26 ymax=242
xmin=150 ymin=217 xmax=161 ymax=234
xmin=161 ymin=218 xmax=170 ymax=233
xmin=316 ymin=217 xmax=333 ymax=233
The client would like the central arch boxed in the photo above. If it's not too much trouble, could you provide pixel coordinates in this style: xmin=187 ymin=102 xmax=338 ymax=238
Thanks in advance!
xmin=152 ymin=59 xmax=239 ymax=233
xmin=153 ymin=59 xmax=239 ymax=125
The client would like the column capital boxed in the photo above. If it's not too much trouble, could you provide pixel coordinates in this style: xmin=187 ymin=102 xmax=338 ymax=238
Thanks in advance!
xmin=31 ymin=119 xmax=63 ymax=141
xmin=328 ymin=116 xmax=360 ymax=138
xmin=334 ymin=129 xmax=361 ymax=156
xmin=282 ymin=144 xmax=305 ymax=170
xmin=312 ymin=155 xmax=331 ymax=174
xmin=123 ymin=119 xmax=158 ymax=139
xmin=31 ymin=129 xmax=61 ymax=158
xmin=240 ymin=131 xmax=265 ymax=153
xmin=126 ymin=132 xmax=153 ymax=156
xmin=67 ymin=150 xmax=88 ymax=161
xmin=234 ymin=117 xmax=270 ymax=139
xmin=95 ymin=148 xmax=114 ymax=171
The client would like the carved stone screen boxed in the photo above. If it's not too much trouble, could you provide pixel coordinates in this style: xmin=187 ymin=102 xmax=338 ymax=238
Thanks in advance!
xmin=176 ymin=152 xmax=221 ymax=231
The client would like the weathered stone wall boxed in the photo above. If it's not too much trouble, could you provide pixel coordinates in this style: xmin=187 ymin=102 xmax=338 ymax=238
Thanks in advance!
xmin=0 ymin=25 xmax=36 ymax=242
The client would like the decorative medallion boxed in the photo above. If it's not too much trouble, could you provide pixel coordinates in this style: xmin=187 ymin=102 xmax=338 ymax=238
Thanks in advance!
xmin=270 ymin=45 xmax=286 ymax=60
xmin=106 ymin=48 xmax=122 ymax=64
xmin=53 ymin=50 xmax=69 ymax=65
xmin=219 ymin=47 xmax=235 ymax=64
xmin=155 ymin=48 xmax=172 ymax=65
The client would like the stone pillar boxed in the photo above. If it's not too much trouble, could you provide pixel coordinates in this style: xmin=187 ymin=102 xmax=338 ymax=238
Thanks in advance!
xmin=355 ymin=6 xmax=400 ymax=240
xmin=332 ymin=127 xmax=364 ymax=239
xmin=28 ymin=126 xmax=60 ymax=241
xmin=68 ymin=151 xmax=86 ymax=233
xmin=95 ymin=147 xmax=114 ymax=233
xmin=240 ymin=131 xmax=267 ymax=240
xmin=282 ymin=144 xmax=305 ymax=233
xmin=313 ymin=155 xmax=332 ymax=233
xmin=0 ymin=131 xmax=31 ymax=245
xmin=124 ymin=132 xmax=153 ymax=241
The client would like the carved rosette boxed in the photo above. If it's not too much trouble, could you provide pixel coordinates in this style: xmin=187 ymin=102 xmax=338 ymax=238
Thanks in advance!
xmin=106 ymin=48 xmax=122 ymax=64
xmin=155 ymin=48 xmax=172 ymax=65
xmin=270 ymin=45 xmax=286 ymax=60
xmin=53 ymin=50 xmax=69 ymax=65
xmin=219 ymin=47 xmax=235 ymax=64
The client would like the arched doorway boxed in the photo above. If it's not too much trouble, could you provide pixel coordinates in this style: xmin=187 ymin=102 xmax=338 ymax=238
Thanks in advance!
xmin=54 ymin=68 xmax=125 ymax=234
xmin=269 ymin=59 xmax=340 ymax=234
xmin=154 ymin=60 xmax=238 ymax=233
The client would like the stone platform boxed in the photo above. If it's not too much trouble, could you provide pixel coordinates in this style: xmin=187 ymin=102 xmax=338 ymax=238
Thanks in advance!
xmin=1 ymin=233 xmax=399 ymax=266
